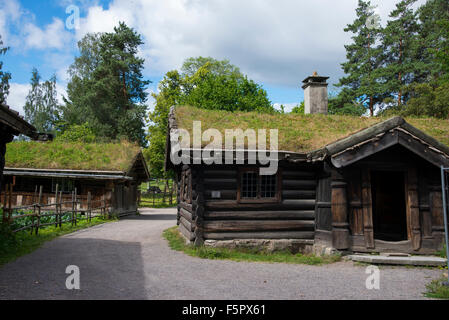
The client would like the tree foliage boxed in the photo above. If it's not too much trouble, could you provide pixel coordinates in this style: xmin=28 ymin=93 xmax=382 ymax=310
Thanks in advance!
xmin=0 ymin=34 xmax=11 ymax=105
xmin=146 ymin=57 xmax=274 ymax=177
xmin=23 ymin=69 xmax=59 ymax=133
xmin=335 ymin=0 xmax=385 ymax=116
xmin=336 ymin=0 xmax=449 ymax=118
xmin=61 ymin=22 xmax=150 ymax=145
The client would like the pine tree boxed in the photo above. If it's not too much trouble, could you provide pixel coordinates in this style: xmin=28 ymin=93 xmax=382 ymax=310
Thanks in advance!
xmin=63 ymin=23 xmax=150 ymax=146
xmin=336 ymin=0 xmax=384 ymax=116
xmin=417 ymin=0 xmax=449 ymax=82
xmin=380 ymin=0 xmax=421 ymax=107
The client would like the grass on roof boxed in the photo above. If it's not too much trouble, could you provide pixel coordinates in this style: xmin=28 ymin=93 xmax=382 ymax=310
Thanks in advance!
xmin=5 ymin=140 xmax=141 ymax=171
xmin=175 ymin=105 xmax=449 ymax=153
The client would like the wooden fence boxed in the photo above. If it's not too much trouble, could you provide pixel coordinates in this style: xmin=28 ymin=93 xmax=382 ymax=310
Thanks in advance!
xmin=1 ymin=183 xmax=110 ymax=235
xmin=138 ymin=179 xmax=177 ymax=207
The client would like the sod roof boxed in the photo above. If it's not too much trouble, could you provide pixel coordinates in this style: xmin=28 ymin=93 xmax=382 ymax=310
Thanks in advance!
xmin=5 ymin=140 xmax=142 ymax=172
xmin=174 ymin=105 xmax=449 ymax=153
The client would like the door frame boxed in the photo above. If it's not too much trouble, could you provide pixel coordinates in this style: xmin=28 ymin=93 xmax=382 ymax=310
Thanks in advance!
xmin=362 ymin=166 xmax=421 ymax=250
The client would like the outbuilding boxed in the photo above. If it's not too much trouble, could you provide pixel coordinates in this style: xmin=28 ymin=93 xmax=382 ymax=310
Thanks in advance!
xmin=3 ymin=140 xmax=149 ymax=216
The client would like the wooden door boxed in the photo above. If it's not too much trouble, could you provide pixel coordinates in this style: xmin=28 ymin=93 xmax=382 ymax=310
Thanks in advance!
xmin=361 ymin=169 xmax=375 ymax=249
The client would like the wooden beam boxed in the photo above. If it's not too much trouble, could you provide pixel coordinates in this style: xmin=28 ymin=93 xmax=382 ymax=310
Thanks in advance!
xmin=204 ymin=231 xmax=315 ymax=240
xmin=204 ymin=210 xmax=315 ymax=220
xmin=203 ymin=220 xmax=314 ymax=233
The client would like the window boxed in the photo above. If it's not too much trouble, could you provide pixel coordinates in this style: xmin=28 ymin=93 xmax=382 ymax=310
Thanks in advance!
xmin=239 ymin=169 xmax=280 ymax=202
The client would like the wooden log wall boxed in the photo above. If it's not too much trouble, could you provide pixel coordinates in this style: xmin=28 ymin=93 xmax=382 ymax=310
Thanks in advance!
xmin=198 ymin=165 xmax=317 ymax=241
xmin=315 ymin=163 xmax=332 ymax=232
xmin=177 ymin=165 xmax=196 ymax=243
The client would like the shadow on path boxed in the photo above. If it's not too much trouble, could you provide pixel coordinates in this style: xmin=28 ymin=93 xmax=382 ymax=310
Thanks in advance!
xmin=0 ymin=238 xmax=147 ymax=300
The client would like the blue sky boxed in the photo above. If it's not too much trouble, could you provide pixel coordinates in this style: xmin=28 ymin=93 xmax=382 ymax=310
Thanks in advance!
xmin=1 ymin=0 xmax=426 ymax=115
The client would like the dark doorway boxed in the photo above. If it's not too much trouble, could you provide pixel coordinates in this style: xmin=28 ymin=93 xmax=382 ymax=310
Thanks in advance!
xmin=371 ymin=171 xmax=408 ymax=242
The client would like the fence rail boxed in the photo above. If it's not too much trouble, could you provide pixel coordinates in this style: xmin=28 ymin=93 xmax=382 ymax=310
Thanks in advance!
xmin=1 ymin=183 xmax=110 ymax=235
xmin=138 ymin=179 xmax=177 ymax=207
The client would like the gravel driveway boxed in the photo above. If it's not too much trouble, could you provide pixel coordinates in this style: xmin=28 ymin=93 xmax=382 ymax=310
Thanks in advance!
xmin=0 ymin=208 xmax=443 ymax=300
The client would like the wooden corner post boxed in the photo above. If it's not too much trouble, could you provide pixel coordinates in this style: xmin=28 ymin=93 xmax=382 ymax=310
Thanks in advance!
xmin=331 ymin=169 xmax=350 ymax=250
xmin=192 ymin=166 xmax=205 ymax=246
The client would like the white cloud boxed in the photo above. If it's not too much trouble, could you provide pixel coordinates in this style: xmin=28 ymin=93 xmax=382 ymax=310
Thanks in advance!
xmin=23 ymin=18 xmax=71 ymax=50
xmin=6 ymin=82 xmax=68 ymax=116
xmin=6 ymin=83 xmax=29 ymax=115
xmin=0 ymin=0 xmax=22 ymax=45
xmin=72 ymin=0 xmax=427 ymax=88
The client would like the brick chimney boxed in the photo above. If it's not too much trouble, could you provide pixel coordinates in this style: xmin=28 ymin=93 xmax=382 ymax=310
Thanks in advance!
xmin=302 ymin=71 xmax=329 ymax=115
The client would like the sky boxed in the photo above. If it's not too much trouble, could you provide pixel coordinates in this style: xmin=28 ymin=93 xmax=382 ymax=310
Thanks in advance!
xmin=0 ymin=0 xmax=427 ymax=115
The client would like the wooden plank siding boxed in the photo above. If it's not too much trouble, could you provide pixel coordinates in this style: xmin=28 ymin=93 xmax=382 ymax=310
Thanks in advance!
xmin=198 ymin=164 xmax=318 ymax=241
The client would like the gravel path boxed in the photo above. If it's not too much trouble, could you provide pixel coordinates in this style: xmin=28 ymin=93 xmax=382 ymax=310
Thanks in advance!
xmin=0 ymin=208 xmax=443 ymax=300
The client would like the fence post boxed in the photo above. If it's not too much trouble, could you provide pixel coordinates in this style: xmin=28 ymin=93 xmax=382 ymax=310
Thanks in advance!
xmin=74 ymin=188 xmax=78 ymax=226
xmin=54 ymin=184 xmax=59 ymax=228
xmin=8 ymin=183 xmax=13 ymax=222
xmin=2 ymin=183 xmax=7 ymax=223
xmin=87 ymin=191 xmax=92 ymax=223
xmin=30 ymin=185 xmax=37 ymax=234
xmin=35 ymin=185 xmax=43 ymax=235
xmin=162 ymin=180 xmax=166 ymax=205
xmin=169 ymin=180 xmax=174 ymax=206
xmin=59 ymin=191 xmax=63 ymax=228
xmin=71 ymin=191 xmax=75 ymax=226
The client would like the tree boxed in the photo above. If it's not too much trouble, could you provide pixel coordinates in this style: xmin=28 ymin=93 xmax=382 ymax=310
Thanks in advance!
xmin=328 ymin=89 xmax=366 ymax=116
xmin=146 ymin=71 xmax=183 ymax=177
xmin=182 ymin=63 xmax=273 ymax=112
xmin=0 ymin=34 xmax=11 ymax=105
xmin=417 ymin=0 xmax=449 ymax=83
xmin=335 ymin=0 xmax=385 ymax=116
xmin=181 ymin=56 xmax=242 ymax=78
xmin=379 ymin=0 xmax=421 ymax=107
xmin=291 ymin=102 xmax=305 ymax=114
xmin=146 ymin=57 xmax=274 ymax=177
xmin=62 ymin=23 xmax=150 ymax=145
xmin=23 ymin=69 xmax=58 ymax=133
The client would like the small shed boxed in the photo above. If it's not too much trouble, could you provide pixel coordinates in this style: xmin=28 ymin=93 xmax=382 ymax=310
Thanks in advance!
xmin=3 ymin=141 xmax=149 ymax=216
xmin=166 ymin=105 xmax=449 ymax=255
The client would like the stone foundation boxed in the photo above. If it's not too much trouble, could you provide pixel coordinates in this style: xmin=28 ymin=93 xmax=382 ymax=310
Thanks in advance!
xmin=204 ymin=239 xmax=314 ymax=254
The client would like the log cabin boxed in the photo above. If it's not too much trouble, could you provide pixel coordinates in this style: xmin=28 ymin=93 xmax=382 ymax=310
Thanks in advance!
xmin=2 ymin=140 xmax=149 ymax=216
xmin=0 ymin=103 xmax=51 ymax=193
xmin=165 ymin=73 xmax=449 ymax=255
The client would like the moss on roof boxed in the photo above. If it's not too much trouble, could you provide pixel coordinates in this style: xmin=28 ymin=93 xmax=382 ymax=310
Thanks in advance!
xmin=5 ymin=140 xmax=141 ymax=171
xmin=175 ymin=105 xmax=449 ymax=153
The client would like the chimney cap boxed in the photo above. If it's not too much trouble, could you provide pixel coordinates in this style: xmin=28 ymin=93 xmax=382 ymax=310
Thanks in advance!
xmin=302 ymin=72 xmax=329 ymax=89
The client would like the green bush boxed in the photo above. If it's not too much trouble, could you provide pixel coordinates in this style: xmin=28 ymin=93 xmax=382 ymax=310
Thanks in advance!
xmin=57 ymin=123 xmax=96 ymax=143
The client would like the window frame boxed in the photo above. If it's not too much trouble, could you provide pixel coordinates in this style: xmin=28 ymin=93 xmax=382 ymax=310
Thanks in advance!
xmin=237 ymin=167 xmax=281 ymax=204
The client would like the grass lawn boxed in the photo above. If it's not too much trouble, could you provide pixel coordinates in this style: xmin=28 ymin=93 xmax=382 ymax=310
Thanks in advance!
xmin=426 ymin=278 xmax=449 ymax=299
xmin=163 ymin=226 xmax=341 ymax=265
xmin=0 ymin=216 xmax=114 ymax=267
